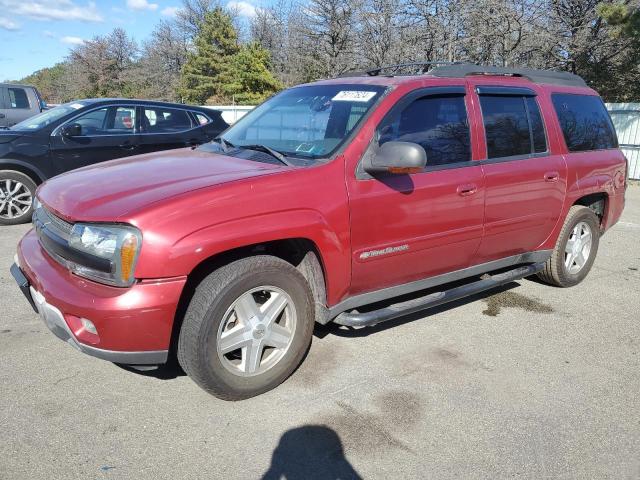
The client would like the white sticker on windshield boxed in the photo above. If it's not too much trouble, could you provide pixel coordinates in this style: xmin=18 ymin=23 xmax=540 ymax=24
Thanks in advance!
xmin=332 ymin=91 xmax=376 ymax=102
xmin=70 ymin=103 xmax=84 ymax=109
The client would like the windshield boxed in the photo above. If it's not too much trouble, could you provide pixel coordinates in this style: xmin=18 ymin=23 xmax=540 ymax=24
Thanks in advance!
xmin=11 ymin=101 xmax=88 ymax=131
xmin=220 ymin=84 xmax=386 ymax=159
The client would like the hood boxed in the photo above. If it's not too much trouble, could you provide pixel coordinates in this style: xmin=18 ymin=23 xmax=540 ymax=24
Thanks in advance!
xmin=38 ymin=148 xmax=283 ymax=221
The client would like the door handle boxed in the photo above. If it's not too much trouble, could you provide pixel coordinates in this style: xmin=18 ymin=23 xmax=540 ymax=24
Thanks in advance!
xmin=457 ymin=183 xmax=478 ymax=196
xmin=0 ymin=113 xmax=5 ymax=119
xmin=544 ymin=171 xmax=559 ymax=182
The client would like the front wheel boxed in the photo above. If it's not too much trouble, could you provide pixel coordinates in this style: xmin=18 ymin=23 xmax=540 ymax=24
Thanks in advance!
xmin=177 ymin=256 xmax=314 ymax=400
xmin=0 ymin=170 xmax=37 ymax=225
xmin=537 ymin=205 xmax=600 ymax=287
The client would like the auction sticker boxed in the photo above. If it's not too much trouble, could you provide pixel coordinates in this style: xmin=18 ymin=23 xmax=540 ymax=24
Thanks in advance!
xmin=332 ymin=91 xmax=377 ymax=102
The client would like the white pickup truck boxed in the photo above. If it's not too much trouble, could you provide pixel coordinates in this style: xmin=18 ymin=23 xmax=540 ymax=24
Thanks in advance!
xmin=0 ymin=84 xmax=47 ymax=128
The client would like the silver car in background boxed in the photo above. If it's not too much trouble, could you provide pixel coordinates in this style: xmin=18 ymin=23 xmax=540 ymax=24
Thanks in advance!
xmin=0 ymin=84 xmax=47 ymax=128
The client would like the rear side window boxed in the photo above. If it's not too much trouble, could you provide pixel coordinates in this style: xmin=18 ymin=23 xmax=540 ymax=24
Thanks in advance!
xmin=193 ymin=112 xmax=210 ymax=126
xmin=378 ymin=95 xmax=471 ymax=166
xmin=143 ymin=107 xmax=193 ymax=133
xmin=551 ymin=94 xmax=617 ymax=151
xmin=8 ymin=88 xmax=30 ymax=109
xmin=480 ymin=95 xmax=547 ymax=159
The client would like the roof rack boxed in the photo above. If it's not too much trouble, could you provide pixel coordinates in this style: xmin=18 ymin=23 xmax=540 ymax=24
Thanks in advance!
xmin=338 ymin=61 xmax=467 ymax=78
xmin=338 ymin=62 xmax=588 ymax=88
xmin=429 ymin=64 xmax=587 ymax=88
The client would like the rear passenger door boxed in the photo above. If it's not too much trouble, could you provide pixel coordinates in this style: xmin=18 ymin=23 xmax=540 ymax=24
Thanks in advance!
xmin=472 ymin=84 xmax=567 ymax=263
xmin=137 ymin=105 xmax=207 ymax=155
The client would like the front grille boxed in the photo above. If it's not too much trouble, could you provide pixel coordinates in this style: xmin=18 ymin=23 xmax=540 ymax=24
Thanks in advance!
xmin=33 ymin=205 xmax=73 ymax=241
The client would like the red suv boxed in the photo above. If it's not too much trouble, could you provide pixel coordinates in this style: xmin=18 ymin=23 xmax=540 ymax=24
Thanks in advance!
xmin=12 ymin=64 xmax=627 ymax=399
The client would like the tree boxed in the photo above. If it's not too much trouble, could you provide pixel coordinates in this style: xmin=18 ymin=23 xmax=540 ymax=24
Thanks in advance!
xmin=137 ymin=20 xmax=189 ymax=101
xmin=222 ymin=42 xmax=283 ymax=104
xmin=178 ymin=8 xmax=239 ymax=104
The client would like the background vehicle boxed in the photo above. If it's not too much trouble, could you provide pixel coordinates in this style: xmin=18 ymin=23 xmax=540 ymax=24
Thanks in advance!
xmin=13 ymin=63 xmax=627 ymax=400
xmin=0 ymin=83 xmax=47 ymax=128
xmin=0 ymin=98 xmax=228 ymax=224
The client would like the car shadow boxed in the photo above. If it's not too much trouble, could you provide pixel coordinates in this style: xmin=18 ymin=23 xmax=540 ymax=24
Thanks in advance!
xmin=261 ymin=425 xmax=362 ymax=480
xmin=314 ymin=281 xmax=520 ymax=339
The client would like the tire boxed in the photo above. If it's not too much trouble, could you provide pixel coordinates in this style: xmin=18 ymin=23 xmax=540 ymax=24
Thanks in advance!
xmin=0 ymin=170 xmax=37 ymax=226
xmin=537 ymin=205 xmax=600 ymax=287
xmin=177 ymin=255 xmax=314 ymax=400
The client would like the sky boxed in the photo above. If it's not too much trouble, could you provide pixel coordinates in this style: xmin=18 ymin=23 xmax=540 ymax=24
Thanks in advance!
xmin=0 ymin=0 xmax=261 ymax=81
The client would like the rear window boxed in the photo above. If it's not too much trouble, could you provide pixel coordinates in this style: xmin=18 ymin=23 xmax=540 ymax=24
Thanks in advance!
xmin=143 ymin=107 xmax=193 ymax=133
xmin=551 ymin=94 xmax=617 ymax=152
xmin=480 ymin=94 xmax=547 ymax=159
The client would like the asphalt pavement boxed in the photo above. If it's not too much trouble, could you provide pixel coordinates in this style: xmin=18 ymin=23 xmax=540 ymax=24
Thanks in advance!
xmin=1 ymin=187 xmax=639 ymax=479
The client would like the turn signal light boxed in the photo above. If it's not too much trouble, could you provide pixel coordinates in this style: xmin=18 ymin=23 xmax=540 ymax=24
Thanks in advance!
xmin=120 ymin=234 xmax=138 ymax=282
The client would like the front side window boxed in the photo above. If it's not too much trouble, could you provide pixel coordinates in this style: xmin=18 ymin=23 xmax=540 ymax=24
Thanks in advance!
xmin=551 ymin=94 xmax=617 ymax=152
xmin=480 ymin=94 xmax=547 ymax=159
xmin=8 ymin=88 xmax=30 ymax=109
xmin=67 ymin=106 xmax=136 ymax=136
xmin=377 ymin=94 xmax=471 ymax=166
xmin=143 ymin=107 xmax=193 ymax=133
xmin=221 ymin=84 xmax=385 ymax=159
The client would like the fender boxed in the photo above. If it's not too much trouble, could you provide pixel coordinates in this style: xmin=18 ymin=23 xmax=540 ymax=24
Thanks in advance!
xmin=0 ymin=159 xmax=47 ymax=184
xmin=135 ymin=208 xmax=351 ymax=306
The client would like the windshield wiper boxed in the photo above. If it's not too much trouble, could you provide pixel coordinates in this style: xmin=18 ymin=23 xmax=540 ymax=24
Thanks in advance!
xmin=212 ymin=136 xmax=235 ymax=152
xmin=239 ymin=144 xmax=294 ymax=166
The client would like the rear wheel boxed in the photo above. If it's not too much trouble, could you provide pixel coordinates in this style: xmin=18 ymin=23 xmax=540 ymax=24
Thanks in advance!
xmin=177 ymin=256 xmax=314 ymax=400
xmin=0 ymin=171 xmax=36 ymax=225
xmin=537 ymin=205 xmax=600 ymax=287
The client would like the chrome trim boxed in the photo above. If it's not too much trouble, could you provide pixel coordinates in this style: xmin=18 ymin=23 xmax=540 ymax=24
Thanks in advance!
xmin=29 ymin=285 xmax=167 ymax=365
xmin=328 ymin=250 xmax=552 ymax=318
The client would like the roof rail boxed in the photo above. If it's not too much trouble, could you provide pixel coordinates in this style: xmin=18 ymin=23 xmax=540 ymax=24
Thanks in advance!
xmin=338 ymin=61 xmax=468 ymax=78
xmin=337 ymin=62 xmax=588 ymax=88
xmin=429 ymin=64 xmax=588 ymax=88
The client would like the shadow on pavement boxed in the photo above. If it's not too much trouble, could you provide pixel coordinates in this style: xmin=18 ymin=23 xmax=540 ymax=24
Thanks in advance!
xmin=262 ymin=425 xmax=362 ymax=480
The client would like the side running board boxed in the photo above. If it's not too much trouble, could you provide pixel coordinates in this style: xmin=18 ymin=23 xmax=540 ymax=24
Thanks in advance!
xmin=333 ymin=262 xmax=545 ymax=328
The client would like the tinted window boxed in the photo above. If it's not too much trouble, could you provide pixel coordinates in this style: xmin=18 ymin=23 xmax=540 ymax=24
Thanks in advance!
xmin=378 ymin=95 xmax=471 ymax=166
xmin=8 ymin=88 xmax=30 ymax=109
xmin=194 ymin=112 xmax=210 ymax=126
xmin=74 ymin=108 xmax=108 ymax=133
xmin=143 ymin=107 xmax=192 ymax=133
xmin=69 ymin=106 xmax=135 ymax=136
xmin=552 ymin=94 xmax=617 ymax=151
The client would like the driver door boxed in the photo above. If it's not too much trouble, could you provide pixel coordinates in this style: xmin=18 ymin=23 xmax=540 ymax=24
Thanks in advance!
xmin=346 ymin=87 xmax=486 ymax=296
xmin=50 ymin=105 xmax=140 ymax=174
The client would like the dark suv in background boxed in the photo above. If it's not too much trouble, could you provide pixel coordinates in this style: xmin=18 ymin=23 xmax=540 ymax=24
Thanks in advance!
xmin=0 ymin=99 xmax=228 ymax=224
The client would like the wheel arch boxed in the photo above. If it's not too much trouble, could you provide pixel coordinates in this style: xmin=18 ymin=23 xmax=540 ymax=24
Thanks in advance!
xmin=167 ymin=237 xmax=331 ymax=363
xmin=0 ymin=160 xmax=46 ymax=186
xmin=573 ymin=191 xmax=608 ymax=228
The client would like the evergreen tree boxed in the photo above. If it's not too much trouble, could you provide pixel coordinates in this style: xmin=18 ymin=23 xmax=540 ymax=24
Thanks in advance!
xmin=222 ymin=42 xmax=283 ymax=105
xmin=178 ymin=8 xmax=239 ymax=104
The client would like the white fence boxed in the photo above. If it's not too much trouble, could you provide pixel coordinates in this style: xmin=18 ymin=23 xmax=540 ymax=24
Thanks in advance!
xmin=204 ymin=105 xmax=254 ymax=125
xmin=606 ymin=103 xmax=640 ymax=180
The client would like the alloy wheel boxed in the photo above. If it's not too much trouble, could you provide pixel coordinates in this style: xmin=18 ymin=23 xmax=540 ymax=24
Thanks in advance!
xmin=216 ymin=286 xmax=297 ymax=377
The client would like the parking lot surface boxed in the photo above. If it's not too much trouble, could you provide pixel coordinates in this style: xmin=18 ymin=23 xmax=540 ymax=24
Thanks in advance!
xmin=1 ymin=187 xmax=639 ymax=480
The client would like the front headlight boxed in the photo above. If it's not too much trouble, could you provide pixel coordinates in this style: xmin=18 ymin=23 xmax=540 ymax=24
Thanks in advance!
xmin=68 ymin=223 xmax=142 ymax=287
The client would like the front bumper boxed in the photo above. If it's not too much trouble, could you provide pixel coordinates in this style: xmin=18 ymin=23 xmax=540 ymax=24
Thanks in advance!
xmin=14 ymin=228 xmax=187 ymax=365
